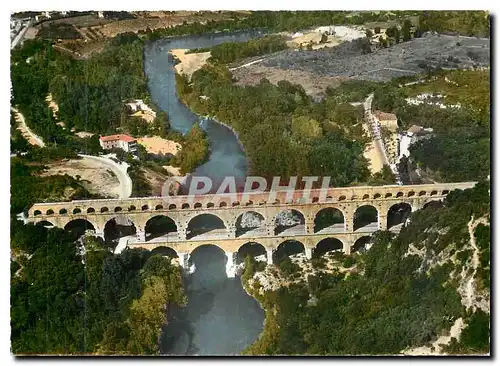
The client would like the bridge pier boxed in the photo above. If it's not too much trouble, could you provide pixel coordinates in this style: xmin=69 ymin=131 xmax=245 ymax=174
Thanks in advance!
xmin=305 ymin=247 xmax=313 ymax=260
xmin=267 ymin=248 xmax=274 ymax=265
xmin=94 ymin=230 xmax=105 ymax=241
xmin=136 ymin=230 xmax=146 ymax=242
xmin=305 ymin=220 xmax=314 ymax=235
xmin=225 ymin=251 xmax=236 ymax=278
xmin=178 ymin=252 xmax=189 ymax=269
xmin=378 ymin=214 xmax=388 ymax=231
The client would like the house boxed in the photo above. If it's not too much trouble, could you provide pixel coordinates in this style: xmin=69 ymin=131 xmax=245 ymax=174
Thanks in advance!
xmin=373 ymin=110 xmax=398 ymax=131
xmin=99 ymin=134 xmax=137 ymax=153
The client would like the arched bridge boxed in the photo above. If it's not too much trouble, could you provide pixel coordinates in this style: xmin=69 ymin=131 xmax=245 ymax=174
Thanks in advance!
xmin=27 ymin=182 xmax=476 ymax=276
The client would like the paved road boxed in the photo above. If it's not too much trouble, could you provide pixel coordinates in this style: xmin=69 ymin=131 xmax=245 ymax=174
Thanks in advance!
xmin=363 ymin=93 xmax=390 ymax=166
xmin=11 ymin=19 xmax=33 ymax=50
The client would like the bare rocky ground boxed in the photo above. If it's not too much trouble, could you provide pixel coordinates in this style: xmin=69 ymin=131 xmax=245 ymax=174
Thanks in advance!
xmin=40 ymin=158 xmax=121 ymax=198
xmin=232 ymin=33 xmax=490 ymax=99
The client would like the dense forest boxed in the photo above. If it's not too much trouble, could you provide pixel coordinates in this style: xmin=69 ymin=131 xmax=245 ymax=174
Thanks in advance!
xmin=11 ymin=35 xmax=148 ymax=137
xmin=176 ymin=64 xmax=375 ymax=186
xmin=242 ymin=182 xmax=490 ymax=355
xmin=11 ymin=219 xmax=186 ymax=354
xmin=189 ymin=35 xmax=288 ymax=64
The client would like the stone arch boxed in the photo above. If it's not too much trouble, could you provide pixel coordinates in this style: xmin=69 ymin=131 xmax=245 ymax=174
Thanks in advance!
xmin=33 ymin=210 xmax=42 ymax=216
xmin=351 ymin=236 xmax=372 ymax=253
xmin=189 ymin=244 xmax=227 ymax=276
xmin=87 ymin=207 xmax=95 ymax=214
xmin=236 ymin=241 xmax=267 ymax=264
xmin=145 ymin=215 xmax=178 ymax=241
xmin=362 ymin=194 xmax=369 ymax=200
xmin=385 ymin=193 xmax=393 ymax=198
xmin=396 ymin=192 xmax=404 ymax=198
xmin=207 ymin=202 xmax=215 ymax=208
xmin=151 ymin=246 xmax=178 ymax=259
xmin=194 ymin=202 xmax=202 ymax=209
xmin=128 ymin=205 xmax=136 ymax=211
xmin=442 ymin=190 xmax=449 ymax=195
xmin=373 ymin=193 xmax=381 ymax=199
xmin=103 ymin=216 xmax=137 ymax=243
xmin=312 ymin=197 xmax=319 ymax=203
xmin=314 ymin=237 xmax=344 ymax=257
xmin=114 ymin=207 xmax=122 ymax=213
xmin=423 ymin=200 xmax=444 ymax=211
xmin=73 ymin=208 xmax=82 ymax=214
xmin=273 ymin=240 xmax=305 ymax=264
xmin=274 ymin=209 xmax=306 ymax=236
xmin=36 ymin=220 xmax=55 ymax=228
xmin=326 ymin=196 xmax=333 ymax=202
xmin=235 ymin=211 xmax=265 ymax=237
xmin=245 ymin=200 xmax=253 ymax=206
xmin=339 ymin=195 xmax=346 ymax=201
xmin=430 ymin=190 xmax=438 ymax=196
xmin=232 ymin=201 xmax=240 ymax=207
xmin=182 ymin=203 xmax=190 ymax=209
xmin=155 ymin=204 xmax=164 ymax=210
xmin=64 ymin=219 xmax=96 ymax=238
xmin=186 ymin=213 xmax=227 ymax=240
xmin=101 ymin=207 xmax=109 ymax=213
xmin=418 ymin=191 xmax=427 ymax=197
xmin=387 ymin=203 xmax=412 ymax=230
xmin=59 ymin=208 xmax=67 ymax=215
xmin=220 ymin=201 xmax=228 ymax=208
xmin=46 ymin=209 xmax=54 ymax=215
xmin=354 ymin=205 xmax=378 ymax=232
xmin=168 ymin=204 xmax=177 ymax=210
xmin=314 ymin=207 xmax=345 ymax=233
xmin=141 ymin=205 xmax=149 ymax=211
xmin=407 ymin=191 xmax=415 ymax=197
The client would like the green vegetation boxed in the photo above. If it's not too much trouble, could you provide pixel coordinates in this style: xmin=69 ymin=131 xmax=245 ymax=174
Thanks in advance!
xmin=11 ymin=219 xmax=186 ymax=354
xmin=243 ymin=183 xmax=490 ymax=355
xmin=11 ymin=37 xmax=147 ymax=150
xmin=10 ymin=157 xmax=98 ymax=214
xmin=177 ymin=64 xmax=372 ymax=186
xmin=169 ymin=125 xmax=210 ymax=175
xmin=146 ymin=11 xmax=489 ymax=41
xmin=207 ymin=35 xmax=287 ymax=64
xmin=418 ymin=11 xmax=490 ymax=38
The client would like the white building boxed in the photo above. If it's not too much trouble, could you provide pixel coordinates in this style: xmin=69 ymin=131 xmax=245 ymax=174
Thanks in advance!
xmin=99 ymin=134 xmax=137 ymax=153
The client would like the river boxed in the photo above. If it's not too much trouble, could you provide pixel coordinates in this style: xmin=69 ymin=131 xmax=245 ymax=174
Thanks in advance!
xmin=143 ymin=31 xmax=266 ymax=355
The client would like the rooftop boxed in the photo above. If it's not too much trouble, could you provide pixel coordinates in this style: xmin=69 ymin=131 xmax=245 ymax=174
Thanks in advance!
xmin=99 ymin=134 xmax=136 ymax=143
xmin=374 ymin=110 xmax=397 ymax=121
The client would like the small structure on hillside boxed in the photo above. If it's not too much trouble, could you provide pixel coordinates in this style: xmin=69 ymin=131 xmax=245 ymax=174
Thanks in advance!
xmin=99 ymin=134 xmax=137 ymax=153
xmin=398 ymin=125 xmax=434 ymax=160
xmin=373 ymin=110 xmax=398 ymax=131
xmin=125 ymin=99 xmax=157 ymax=123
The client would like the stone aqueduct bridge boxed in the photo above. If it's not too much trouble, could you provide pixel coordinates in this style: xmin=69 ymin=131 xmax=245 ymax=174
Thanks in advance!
xmin=28 ymin=182 xmax=475 ymax=276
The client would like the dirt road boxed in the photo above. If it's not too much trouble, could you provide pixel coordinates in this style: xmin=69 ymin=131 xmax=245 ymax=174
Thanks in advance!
xmin=11 ymin=107 xmax=45 ymax=147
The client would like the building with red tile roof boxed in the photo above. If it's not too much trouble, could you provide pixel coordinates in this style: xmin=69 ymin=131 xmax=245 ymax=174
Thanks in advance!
xmin=99 ymin=134 xmax=137 ymax=153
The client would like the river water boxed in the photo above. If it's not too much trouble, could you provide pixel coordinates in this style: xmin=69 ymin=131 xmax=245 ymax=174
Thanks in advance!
xmin=143 ymin=31 xmax=265 ymax=355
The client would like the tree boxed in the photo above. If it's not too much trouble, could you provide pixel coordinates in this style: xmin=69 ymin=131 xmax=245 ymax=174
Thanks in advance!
xmin=402 ymin=19 xmax=412 ymax=42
